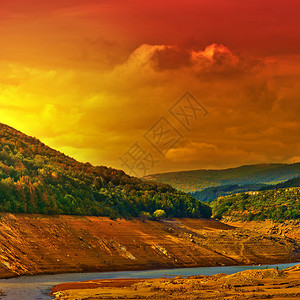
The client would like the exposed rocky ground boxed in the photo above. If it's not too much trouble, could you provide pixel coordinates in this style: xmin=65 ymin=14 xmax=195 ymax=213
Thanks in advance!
xmin=51 ymin=264 xmax=300 ymax=299
xmin=226 ymin=219 xmax=300 ymax=241
xmin=0 ymin=214 xmax=299 ymax=279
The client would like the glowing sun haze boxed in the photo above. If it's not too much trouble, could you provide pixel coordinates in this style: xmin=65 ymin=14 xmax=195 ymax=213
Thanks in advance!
xmin=0 ymin=0 xmax=299 ymax=174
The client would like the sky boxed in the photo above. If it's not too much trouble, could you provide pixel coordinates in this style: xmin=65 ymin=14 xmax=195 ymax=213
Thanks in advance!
xmin=0 ymin=0 xmax=299 ymax=175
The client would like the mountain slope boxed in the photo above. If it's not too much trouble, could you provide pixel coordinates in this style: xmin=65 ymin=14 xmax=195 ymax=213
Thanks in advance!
xmin=191 ymin=177 xmax=300 ymax=202
xmin=0 ymin=214 xmax=299 ymax=279
xmin=0 ymin=123 xmax=211 ymax=218
xmin=144 ymin=163 xmax=300 ymax=192
xmin=211 ymin=187 xmax=300 ymax=222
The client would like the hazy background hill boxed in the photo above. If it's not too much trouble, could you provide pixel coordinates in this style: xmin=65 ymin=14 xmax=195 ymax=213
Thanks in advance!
xmin=144 ymin=163 xmax=300 ymax=193
xmin=190 ymin=177 xmax=300 ymax=203
xmin=0 ymin=123 xmax=211 ymax=219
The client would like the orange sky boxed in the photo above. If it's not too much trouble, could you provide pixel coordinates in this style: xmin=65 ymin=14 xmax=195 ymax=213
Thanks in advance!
xmin=0 ymin=0 xmax=299 ymax=175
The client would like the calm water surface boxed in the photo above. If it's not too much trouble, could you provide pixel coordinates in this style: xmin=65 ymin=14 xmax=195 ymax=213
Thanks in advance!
xmin=0 ymin=262 xmax=298 ymax=300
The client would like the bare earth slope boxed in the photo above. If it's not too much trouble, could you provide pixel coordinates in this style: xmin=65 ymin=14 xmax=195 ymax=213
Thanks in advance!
xmin=0 ymin=214 xmax=299 ymax=279
xmin=226 ymin=220 xmax=300 ymax=242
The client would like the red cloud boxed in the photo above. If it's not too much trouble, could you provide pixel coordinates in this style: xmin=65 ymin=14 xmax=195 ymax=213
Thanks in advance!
xmin=143 ymin=43 xmax=262 ymax=77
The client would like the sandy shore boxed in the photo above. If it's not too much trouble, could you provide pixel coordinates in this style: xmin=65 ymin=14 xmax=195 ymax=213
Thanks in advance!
xmin=51 ymin=264 xmax=300 ymax=299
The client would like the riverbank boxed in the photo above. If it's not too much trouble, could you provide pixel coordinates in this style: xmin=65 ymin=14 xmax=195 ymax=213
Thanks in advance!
xmin=0 ymin=263 xmax=297 ymax=300
xmin=51 ymin=264 xmax=300 ymax=299
xmin=0 ymin=213 xmax=299 ymax=279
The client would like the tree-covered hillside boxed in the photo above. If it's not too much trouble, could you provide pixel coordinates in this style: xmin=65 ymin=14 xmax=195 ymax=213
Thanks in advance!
xmin=144 ymin=163 xmax=300 ymax=192
xmin=191 ymin=177 xmax=300 ymax=203
xmin=0 ymin=123 xmax=211 ymax=219
xmin=211 ymin=187 xmax=300 ymax=222
xmin=190 ymin=183 xmax=267 ymax=203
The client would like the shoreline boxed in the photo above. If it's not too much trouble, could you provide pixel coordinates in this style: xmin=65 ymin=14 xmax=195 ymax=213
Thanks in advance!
xmin=50 ymin=264 xmax=300 ymax=299
xmin=0 ymin=214 xmax=299 ymax=280
xmin=1 ymin=259 xmax=299 ymax=280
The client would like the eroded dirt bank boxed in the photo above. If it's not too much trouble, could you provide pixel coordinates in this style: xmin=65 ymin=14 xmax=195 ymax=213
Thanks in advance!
xmin=225 ymin=219 xmax=300 ymax=241
xmin=0 ymin=213 xmax=299 ymax=279
xmin=51 ymin=264 xmax=300 ymax=299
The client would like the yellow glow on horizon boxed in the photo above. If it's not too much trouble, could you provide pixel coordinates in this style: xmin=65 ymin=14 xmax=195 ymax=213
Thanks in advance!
xmin=0 ymin=1 xmax=299 ymax=174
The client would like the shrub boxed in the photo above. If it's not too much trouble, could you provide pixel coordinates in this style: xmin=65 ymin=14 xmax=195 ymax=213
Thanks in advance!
xmin=139 ymin=211 xmax=152 ymax=220
xmin=153 ymin=209 xmax=166 ymax=220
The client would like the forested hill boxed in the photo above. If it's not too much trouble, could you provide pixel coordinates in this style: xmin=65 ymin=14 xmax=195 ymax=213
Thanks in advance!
xmin=190 ymin=177 xmax=300 ymax=203
xmin=211 ymin=187 xmax=300 ymax=222
xmin=144 ymin=163 xmax=300 ymax=192
xmin=0 ymin=123 xmax=211 ymax=218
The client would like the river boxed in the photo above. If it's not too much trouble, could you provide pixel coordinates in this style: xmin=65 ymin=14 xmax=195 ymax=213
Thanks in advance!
xmin=0 ymin=262 xmax=298 ymax=300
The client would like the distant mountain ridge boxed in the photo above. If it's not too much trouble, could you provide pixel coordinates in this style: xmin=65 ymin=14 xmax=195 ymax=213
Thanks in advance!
xmin=0 ymin=123 xmax=211 ymax=218
xmin=144 ymin=163 xmax=300 ymax=192
xmin=190 ymin=177 xmax=300 ymax=203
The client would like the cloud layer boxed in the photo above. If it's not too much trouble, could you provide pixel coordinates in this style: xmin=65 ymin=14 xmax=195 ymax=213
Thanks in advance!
xmin=0 ymin=0 xmax=299 ymax=174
